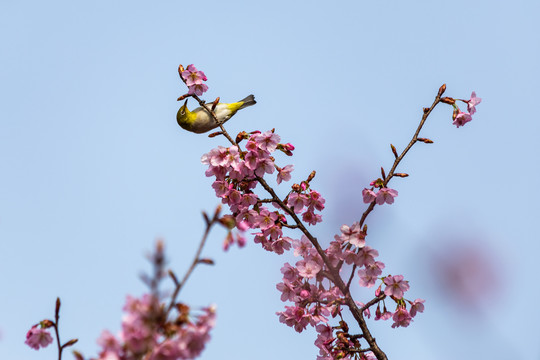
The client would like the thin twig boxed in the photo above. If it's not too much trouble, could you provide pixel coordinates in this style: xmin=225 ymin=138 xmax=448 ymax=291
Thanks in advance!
xmin=165 ymin=210 xmax=219 ymax=316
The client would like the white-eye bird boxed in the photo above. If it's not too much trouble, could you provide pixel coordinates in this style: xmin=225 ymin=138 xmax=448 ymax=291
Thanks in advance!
xmin=177 ymin=95 xmax=256 ymax=133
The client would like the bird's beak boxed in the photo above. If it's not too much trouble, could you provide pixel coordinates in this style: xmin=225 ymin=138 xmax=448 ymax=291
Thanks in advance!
xmin=183 ymin=99 xmax=188 ymax=108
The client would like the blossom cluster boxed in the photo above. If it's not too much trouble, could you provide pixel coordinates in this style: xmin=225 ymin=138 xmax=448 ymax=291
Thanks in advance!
xmin=180 ymin=64 xmax=208 ymax=96
xmin=93 ymin=294 xmax=215 ymax=360
xmin=202 ymin=129 xmax=425 ymax=359
xmin=277 ymin=224 xmax=424 ymax=359
xmin=201 ymin=130 xmax=322 ymax=253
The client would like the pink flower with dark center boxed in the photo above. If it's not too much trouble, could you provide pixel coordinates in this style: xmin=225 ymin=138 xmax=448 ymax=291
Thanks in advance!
xmin=467 ymin=91 xmax=482 ymax=115
xmin=383 ymin=275 xmax=410 ymax=299
xmin=453 ymin=111 xmax=472 ymax=128
xmin=254 ymin=131 xmax=281 ymax=152
xmin=287 ymin=192 xmax=306 ymax=213
xmin=181 ymin=64 xmax=207 ymax=86
xmin=375 ymin=188 xmax=398 ymax=205
xmin=263 ymin=225 xmax=283 ymax=240
xmin=362 ymin=188 xmax=377 ymax=203
xmin=257 ymin=209 xmax=277 ymax=230
xmin=255 ymin=157 xmax=275 ymax=177
xmin=391 ymin=306 xmax=412 ymax=328
xmin=25 ymin=325 xmax=53 ymax=350
xmin=296 ymin=259 xmax=322 ymax=279
xmin=355 ymin=246 xmax=379 ymax=267
xmin=358 ymin=270 xmax=379 ymax=288
xmin=281 ymin=262 xmax=300 ymax=282
xmin=277 ymin=165 xmax=294 ymax=184
xmin=302 ymin=210 xmax=322 ymax=225
xmin=277 ymin=280 xmax=298 ymax=302
xmin=292 ymin=236 xmax=312 ymax=257
xmin=211 ymin=180 xmax=230 ymax=197
xmin=305 ymin=190 xmax=325 ymax=211
xmin=272 ymin=236 xmax=292 ymax=254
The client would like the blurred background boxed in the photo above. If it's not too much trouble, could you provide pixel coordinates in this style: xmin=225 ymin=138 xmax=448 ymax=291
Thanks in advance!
xmin=1 ymin=0 xmax=539 ymax=359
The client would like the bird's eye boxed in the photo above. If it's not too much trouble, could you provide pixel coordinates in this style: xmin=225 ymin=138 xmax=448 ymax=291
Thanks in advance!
xmin=180 ymin=109 xmax=185 ymax=116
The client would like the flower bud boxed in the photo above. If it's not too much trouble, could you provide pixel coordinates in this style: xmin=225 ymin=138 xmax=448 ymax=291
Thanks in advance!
xmin=441 ymin=97 xmax=456 ymax=105
xmin=438 ymin=83 xmax=446 ymax=96
xmin=391 ymin=144 xmax=398 ymax=158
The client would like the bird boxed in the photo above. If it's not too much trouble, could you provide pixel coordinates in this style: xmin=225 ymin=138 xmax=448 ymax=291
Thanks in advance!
xmin=176 ymin=95 xmax=256 ymax=133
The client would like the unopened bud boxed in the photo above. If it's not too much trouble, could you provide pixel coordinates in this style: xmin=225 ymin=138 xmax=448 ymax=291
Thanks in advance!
xmin=64 ymin=339 xmax=79 ymax=347
xmin=306 ymin=170 xmax=316 ymax=183
xmin=198 ymin=258 xmax=215 ymax=265
xmin=291 ymin=183 xmax=302 ymax=192
xmin=394 ymin=173 xmax=409 ymax=177
xmin=417 ymin=138 xmax=434 ymax=144
xmin=391 ymin=144 xmax=398 ymax=158
xmin=178 ymin=64 xmax=185 ymax=73
xmin=380 ymin=167 xmax=386 ymax=180
xmin=202 ymin=211 xmax=210 ymax=225
xmin=208 ymin=131 xmax=223 ymax=138
xmin=168 ymin=270 xmax=180 ymax=286
xmin=423 ymin=107 xmax=430 ymax=113
xmin=440 ymin=97 xmax=456 ymax=105
xmin=452 ymin=107 xmax=459 ymax=120
xmin=211 ymin=97 xmax=220 ymax=111
xmin=41 ymin=320 xmax=54 ymax=328
xmin=55 ymin=298 xmax=61 ymax=316
xmin=236 ymin=131 xmax=249 ymax=144
xmin=219 ymin=215 xmax=236 ymax=229
xmin=438 ymin=83 xmax=446 ymax=96
xmin=73 ymin=350 xmax=84 ymax=360
xmin=177 ymin=94 xmax=190 ymax=101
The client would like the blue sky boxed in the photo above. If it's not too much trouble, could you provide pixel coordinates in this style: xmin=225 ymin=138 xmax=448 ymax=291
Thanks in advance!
xmin=1 ymin=0 xmax=539 ymax=359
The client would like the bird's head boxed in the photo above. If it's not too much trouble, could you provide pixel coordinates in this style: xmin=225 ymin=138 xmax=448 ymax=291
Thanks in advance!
xmin=176 ymin=99 xmax=192 ymax=128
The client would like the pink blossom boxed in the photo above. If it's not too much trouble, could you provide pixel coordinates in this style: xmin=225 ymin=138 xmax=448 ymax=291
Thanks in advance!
xmin=276 ymin=280 xmax=298 ymax=302
xmin=293 ymin=236 xmax=312 ymax=257
xmin=453 ymin=110 xmax=472 ymax=128
xmin=391 ymin=306 xmax=412 ymax=328
xmin=362 ymin=188 xmax=377 ymax=203
xmin=287 ymin=192 xmax=307 ymax=214
xmin=356 ymin=246 xmax=379 ymax=267
xmin=254 ymin=131 xmax=281 ymax=152
xmin=302 ymin=210 xmax=322 ymax=225
xmin=149 ymin=340 xmax=181 ymax=360
xmin=255 ymin=157 xmax=275 ymax=177
xmin=187 ymin=83 xmax=209 ymax=96
xmin=383 ymin=275 xmax=410 ymax=299
xmin=306 ymin=190 xmax=325 ymax=211
xmin=467 ymin=91 xmax=482 ymax=115
xmin=281 ymin=262 xmax=300 ymax=282
xmin=297 ymin=259 xmax=322 ymax=279
xmin=338 ymin=222 xmax=365 ymax=248
xmin=211 ymin=180 xmax=230 ymax=197
xmin=375 ymin=188 xmax=398 ymax=205
xmin=257 ymin=209 xmax=278 ymax=230
xmin=277 ymin=306 xmax=310 ymax=333
xmin=409 ymin=298 xmax=425 ymax=317
xmin=277 ymin=165 xmax=294 ymax=184
xmin=271 ymin=236 xmax=292 ymax=254
xmin=25 ymin=325 xmax=53 ymax=350
xmin=181 ymin=64 xmax=208 ymax=86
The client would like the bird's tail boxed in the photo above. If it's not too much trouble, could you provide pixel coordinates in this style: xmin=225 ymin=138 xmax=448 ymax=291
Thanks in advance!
xmin=238 ymin=94 xmax=257 ymax=110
